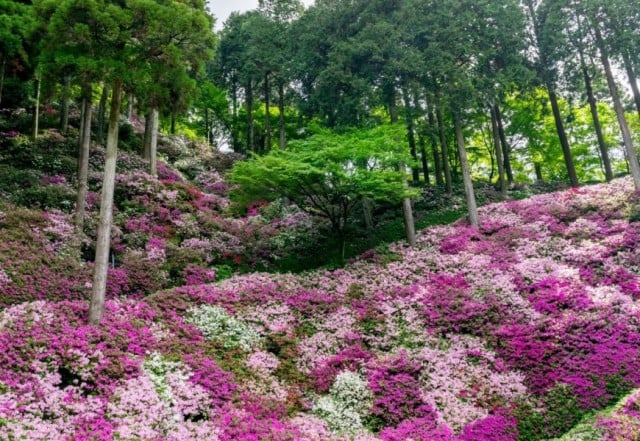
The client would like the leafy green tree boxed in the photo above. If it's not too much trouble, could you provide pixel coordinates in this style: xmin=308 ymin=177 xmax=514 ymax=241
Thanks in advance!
xmin=0 ymin=0 xmax=34 ymax=106
xmin=230 ymin=124 xmax=418 ymax=256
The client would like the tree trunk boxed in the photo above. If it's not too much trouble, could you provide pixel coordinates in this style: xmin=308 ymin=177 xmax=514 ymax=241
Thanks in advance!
xmin=127 ymin=93 xmax=134 ymax=120
xmin=75 ymin=85 xmax=93 ymax=233
xmin=278 ymin=81 xmax=286 ymax=149
xmin=264 ymin=72 xmax=271 ymax=151
xmin=548 ymin=87 xmax=578 ymax=186
xmin=595 ymin=26 xmax=640 ymax=190
xmin=454 ymin=113 xmax=479 ymax=227
xmin=143 ymin=109 xmax=152 ymax=160
xmin=247 ymin=80 xmax=255 ymax=152
xmin=170 ymin=110 xmax=176 ymax=135
xmin=0 ymin=56 xmax=5 ymax=106
xmin=495 ymin=104 xmax=513 ymax=184
xmin=32 ymin=75 xmax=41 ymax=141
xmin=534 ymin=163 xmax=543 ymax=182
xmin=362 ymin=197 xmax=374 ymax=229
xmin=60 ymin=75 xmax=71 ymax=133
xmin=490 ymin=104 xmax=506 ymax=196
xmin=89 ymin=79 xmax=123 ymax=325
xmin=204 ymin=107 xmax=210 ymax=146
xmin=428 ymin=107 xmax=444 ymax=185
xmin=402 ymin=195 xmax=416 ymax=247
xmin=436 ymin=104 xmax=453 ymax=194
xmin=97 ymin=85 xmax=110 ymax=146
xmin=622 ymin=51 xmax=640 ymax=121
xmin=582 ymin=63 xmax=613 ymax=181
xmin=149 ymin=107 xmax=159 ymax=176
xmin=417 ymin=128 xmax=430 ymax=185
xmin=403 ymin=88 xmax=420 ymax=184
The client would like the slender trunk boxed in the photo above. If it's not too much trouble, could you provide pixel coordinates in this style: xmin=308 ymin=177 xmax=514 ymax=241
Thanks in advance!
xmin=32 ymin=75 xmax=41 ymax=141
xmin=170 ymin=110 xmax=176 ymax=135
xmin=436 ymin=104 xmax=453 ymax=193
xmin=622 ymin=51 xmax=640 ymax=121
xmin=149 ymin=107 xmax=159 ymax=176
xmin=89 ymin=79 xmax=123 ymax=325
xmin=204 ymin=107 xmax=210 ymax=146
xmin=60 ymin=76 xmax=71 ymax=133
xmin=548 ymin=87 xmax=578 ymax=186
xmin=363 ymin=197 xmax=374 ymax=230
xmin=388 ymin=85 xmax=398 ymax=123
xmin=402 ymin=195 xmax=416 ymax=247
xmin=428 ymin=107 xmax=444 ymax=185
xmin=495 ymin=104 xmax=513 ymax=184
xmin=247 ymin=80 xmax=255 ymax=152
xmin=278 ymin=80 xmax=286 ymax=150
xmin=402 ymin=88 xmax=420 ymax=183
xmin=264 ymin=72 xmax=271 ymax=150
xmin=417 ymin=128 xmax=430 ymax=185
xmin=454 ymin=113 xmax=479 ymax=227
xmin=97 ymin=85 xmax=110 ymax=145
xmin=582 ymin=63 xmax=613 ymax=181
xmin=595 ymin=26 xmax=640 ymax=190
xmin=0 ymin=56 xmax=5 ymax=106
xmin=490 ymin=105 xmax=506 ymax=196
xmin=75 ymin=85 xmax=93 ymax=233
xmin=127 ymin=93 xmax=134 ymax=120
xmin=143 ymin=110 xmax=152 ymax=160
xmin=534 ymin=163 xmax=543 ymax=182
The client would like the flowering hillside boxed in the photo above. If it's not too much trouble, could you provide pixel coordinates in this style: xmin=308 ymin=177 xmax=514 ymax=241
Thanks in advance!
xmin=1 ymin=176 xmax=640 ymax=440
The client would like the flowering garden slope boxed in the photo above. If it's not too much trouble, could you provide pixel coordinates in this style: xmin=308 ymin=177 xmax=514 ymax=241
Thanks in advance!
xmin=1 ymin=178 xmax=640 ymax=440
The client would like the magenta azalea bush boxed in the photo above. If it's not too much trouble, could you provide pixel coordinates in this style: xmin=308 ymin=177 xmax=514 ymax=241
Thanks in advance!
xmin=2 ymin=164 xmax=640 ymax=439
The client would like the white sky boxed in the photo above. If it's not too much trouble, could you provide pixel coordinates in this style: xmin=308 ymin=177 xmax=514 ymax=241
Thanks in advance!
xmin=207 ymin=0 xmax=315 ymax=30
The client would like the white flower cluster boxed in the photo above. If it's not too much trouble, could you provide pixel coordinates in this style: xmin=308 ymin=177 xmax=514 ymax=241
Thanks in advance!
xmin=313 ymin=371 xmax=373 ymax=434
xmin=143 ymin=352 xmax=188 ymax=403
xmin=186 ymin=305 xmax=261 ymax=351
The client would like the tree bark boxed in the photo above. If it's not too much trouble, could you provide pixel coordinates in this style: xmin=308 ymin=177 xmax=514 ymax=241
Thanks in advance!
xmin=362 ymin=197 xmax=374 ymax=229
xmin=264 ymin=72 xmax=271 ymax=151
xmin=595 ymin=25 xmax=640 ymax=190
xmin=534 ymin=163 xmax=543 ymax=182
xmin=428 ymin=107 xmax=444 ymax=185
xmin=127 ymin=93 xmax=134 ymax=120
xmin=490 ymin=104 xmax=506 ymax=196
xmin=247 ymin=80 xmax=255 ymax=152
xmin=402 ymin=88 xmax=420 ymax=184
xmin=495 ymin=104 xmax=513 ymax=184
xmin=454 ymin=113 xmax=479 ymax=227
xmin=402 ymin=195 xmax=416 ymax=247
xmin=417 ymin=128 xmax=430 ymax=185
xmin=60 ymin=75 xmax=71 ymax=133
xmin=32 ymin=75 xmax=41 ymax=141
xmin=278 ymin=80 xmax=286 ymax=149
xmin=436 ymin=104 xmax=453 ymax=194
xmin=548 ymin=87 xmax=578 ymax=186
xmin=622 ymin=51 xmax=640 ymax=121
xmin=149 ymin=107 xmax=159 ymax=176
xmin=75 ymin=85 xmax=93 ymax=233
xmin=582 ymin=63 xmax=613 ymax=181
xmin=89 ymin=79 xmax=123 ymax=325
xmin=143 ymin=109 xmax=152 ymax=160
xmin=170 ymin=110 xmax=176 ymax=135
xmin=97 ymin=85 xmax=110 ymax=146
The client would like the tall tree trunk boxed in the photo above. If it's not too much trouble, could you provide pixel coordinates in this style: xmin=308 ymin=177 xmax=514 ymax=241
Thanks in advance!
xmin=582 ymin=63 xmax=613 ymax=181
xmin=490 ymin=104 xmax=506 ymax=196
xmin=264 ymin=72 xmax=271 ymax=151
xmin=402 ymin=88 xmax=420 ymax=184
xmin=247 ymin=80 xmax=255 ymax=152
xmin=60 ymin=75 xmax=71 ymax=133
xmin=402 ymin=194 xmax=416 ymax=247
xmin=0 ymin=56 xmax=5 ymax=106
xmin=75 ymin=85 xmax=93 ymax=233
xmin=417 ymin=128 xmax=430 ymax=185
xmin=548 ymin=87 xmax=578 ymax=186
xmin=428 ymin=107 xmax=444 ymax=185
xmin=170 ymin=110 xmax=176 ymax=135
xmin=534 ymin=163 xmax=543 ymax=182
xmin=149 ymin=107 xmax=159 ymax=176
xmin=595 ymin=26 xmax=640 ymax=190
xmin=622 ymin=51 xmax=640 ymax=121
xmin=89 ymin=79 xmax=123 ymax=325
xmin=278 ymin=81 xmax=286 ymax=149
xmin=362 ymin=197 xmax=374 ymax=229
xmin=143 ymin=109 xmax=152 ymax=160
xmin=32 ymin=75 xmax=41 ymax=140
xmin=127 ymin=93 xmax=134 ymax=120
xmin=495 ymin=104 xmax=513 ymax=184
xmin=454 ymin=113 xmax=479 ymax=227
xmin=436 ymin=104 xmax=453 ymax=194
xmin=97 ymin=85 xmax=110 ymax=146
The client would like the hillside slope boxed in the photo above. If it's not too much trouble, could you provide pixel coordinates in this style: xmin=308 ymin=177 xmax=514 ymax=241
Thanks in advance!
xmin=1 ymin=177 xmax=640 ymax=440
